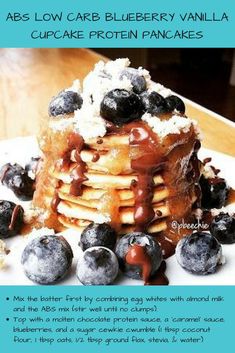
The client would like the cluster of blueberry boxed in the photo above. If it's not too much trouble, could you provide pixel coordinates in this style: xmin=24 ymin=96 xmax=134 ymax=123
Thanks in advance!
xmin=0 ymin=200 xmax=24 ymax=239
xmin=0 ymin=158 xmax=40 ymax=239
xmin=200 ymin=174 xmax=229 ymax=209
xmin=20 ymin=212 xmax=235 ymax=285
xmin=49 ymin=90 xmax=83 ymax=117
xmin=177 ymin=163 xmax=234 ymax=275
xmin=20 ymin=223 xmax=163 ymax=285
xmin=0 ymin=158 xmax=39 ymax=202
xmin=48 ymin=67 xmax=185 ymax=125
xmin=0 ymin=151 xmax=234 ymax=283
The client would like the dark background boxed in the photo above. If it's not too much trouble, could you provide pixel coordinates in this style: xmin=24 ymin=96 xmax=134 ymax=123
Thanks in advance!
xmin=95 ymin=48 xmax=235 ymax=122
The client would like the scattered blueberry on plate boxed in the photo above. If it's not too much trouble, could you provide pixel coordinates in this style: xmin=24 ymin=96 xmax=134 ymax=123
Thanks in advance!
xmin=21 ymin=235 xmax=73 ymax=284
xmin=76 ymin=246 xmax=119 ymax=285
xmin=0 ymin=200 xmax=24 ymax=239
xmin=200 ymin=175 xmax=229 ymax=209
xmin=210 ymin=212 xmax=235 ymax=244
xmin=100 ymin=89 xmax=144 ymax=125
xmin=49 ymin=90 xmax=83 ymax=117
xmin=115 ymin=232 xmax=162 ymax=280
xmin=0 ymin=163 xmax=34 ymax=201
xmin=79 ymin=222 xmax=117 ymax=251
xmin=165 ymin=95 xmax=185 ymax=114
xmin=120 ymin=68 xmax=147 ymax=94
xmin=140 ymin=91 xmax=168 ymax=115
xmin=176 ymin=232 xmax=222 ymax=275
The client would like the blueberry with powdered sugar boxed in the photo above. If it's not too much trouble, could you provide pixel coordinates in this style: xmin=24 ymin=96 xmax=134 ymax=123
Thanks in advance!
xmin=49 ymin=90 xmax=83 ymax=117
xmin=115 ymin=232 xmax=162 ymax=280
xmin=200 ymin=175 xmax=229 ymax=209
xmin=79 ymin=222 xmax=117 ymax=251
xmin=210 ymin=212 xmax=235 ymax=244
xmin=76 ymin=246 xmax=119 ymax=285
xmin=21 ymin=235 xmax=73 ymax=284
xmin=120 ymin=68 xmax=147 ymax=94
xmin=176 ymin=232 xmax=222 ymax=275
xmin=0 ymin=163 xmax=34 ymax=201
xmin=100 ymin=89 xmax=144 ymax=125
xmin=140 ymin=91 xmax=168 ymax=115
xmin=0 ymin=200 xmax=24 ymax=239
xmin=165 ymin=95 xmax=185 ymax=114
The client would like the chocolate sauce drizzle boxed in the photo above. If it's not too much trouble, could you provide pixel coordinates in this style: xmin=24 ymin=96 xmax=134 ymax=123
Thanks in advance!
xmin=51 ymin=133 xmax=87 ymax=211
xmin=125 ymin=123 xmax=165 ymax=232
xmin=61 ymin=133 xmax=87 ymax=197
xmin=126 ymin=244 xmax=152 ymax=283
xmin=0 ymin=164 xmax=11 ymax=182
xmin=69 ymin=135 xmax=87 ymax=196
xmin=9 ymin=205 xmax=21 ymax=231
xmin=125 ymin=244 xmax=169 ymax=286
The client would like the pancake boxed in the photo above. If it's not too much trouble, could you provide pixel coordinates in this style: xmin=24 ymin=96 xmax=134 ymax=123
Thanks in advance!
xmin=57 ymin=199 xmax=169 ymax=224
xmin=58 ymin=214 xmax=167 ymax=234
xmin=52 ymin=167 xmax=164 ymax=189
xmin=57 ymin=185 xmax=169 ymax=208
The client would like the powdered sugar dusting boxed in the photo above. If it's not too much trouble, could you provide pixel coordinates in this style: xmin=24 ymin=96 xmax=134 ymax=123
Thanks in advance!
xmin=148 ymin=82 xmax=172 ymax=97
xmin=48 ymin=58 xmax=198 ymax=141
xmin=74 ymin=106 xmax=106 ymax=141
xmin=142 ymin=113 xmax=198 ymax=139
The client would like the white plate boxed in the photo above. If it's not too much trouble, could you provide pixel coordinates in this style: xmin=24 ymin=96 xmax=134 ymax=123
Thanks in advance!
xmin=0 ymin=136 xmax=234 ymax=286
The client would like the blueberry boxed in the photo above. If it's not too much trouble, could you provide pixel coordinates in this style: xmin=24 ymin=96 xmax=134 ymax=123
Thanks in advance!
xmin=0 ymin=163 xmax=34 ymax=201
xmin=80 ymin=223 xmax=117 ymax=251
xmin=0 ymin=200 xmax=24 ymax=239
xmin=76 ymin=247 xmax=119 ymax=285
xmin=165 ymin=95 xmax=185 ymax=113
xmin=115 ymin=232 xmax=162 ymax=280
xmin=100 ymin=89 xmax=144 ymax=125
xmin=200 ymin=175 xmax=229 ymax=209
xmin=210 ymin=213 xmax=235 ymax=244
xmin=25 ymin=157 xmax=40 ymax=180
xmin=48 ymin=90 xmax=83 ymax=117
xmin=120 ymin=68 xmax=147 ymax=94
xmin=21 ymin=235 xmax=73 ymax=284
xmin=140 ymin=91 xmax=168 ymax=115
xmin=176 ymin=232 xmax=222 ymax=275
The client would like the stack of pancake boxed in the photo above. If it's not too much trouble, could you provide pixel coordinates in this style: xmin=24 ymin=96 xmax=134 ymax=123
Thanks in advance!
xmin=33 ymin=112 xmax=199 ymax=243
xmin=52 ymin=132 xmax=170 ymax=235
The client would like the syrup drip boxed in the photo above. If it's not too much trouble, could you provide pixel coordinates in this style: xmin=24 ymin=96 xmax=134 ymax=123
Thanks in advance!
xmin=125 ymin=244 xmax=169 ymax=286
xmin=9 ymin=205 xmax=21 ymax=231
xmin=0 ymin=164 xmax=11 ymax=182
xmin=61 ymin=132 xmax=87 ymax=197
xmin=126 ymin=244 xmax=152 ymax=283
xmin=127 ymin=123 xmax=165 ymax=232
